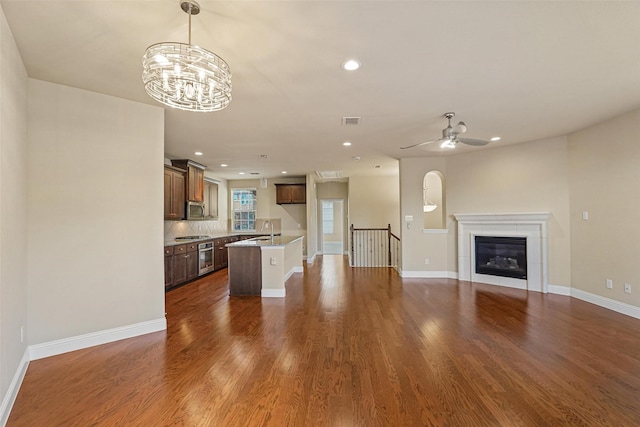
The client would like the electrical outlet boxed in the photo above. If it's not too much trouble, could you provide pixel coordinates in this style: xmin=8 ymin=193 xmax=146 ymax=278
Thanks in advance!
xmin=424 ymin=258 xmax=430 ymax=265
xmin=270 ymin=257 xmax=277 ymax=266
xmin=625 ymin=283 xmax=631 ymax=294
xmin=606 ymin=279 xmax=613 ymax=289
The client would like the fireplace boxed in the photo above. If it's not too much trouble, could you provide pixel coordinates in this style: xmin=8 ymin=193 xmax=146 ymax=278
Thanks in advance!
xmin=454 ymin=212 xmax=550 ymax=292
xmin=475 ymin=236 xmax=527 ymax=279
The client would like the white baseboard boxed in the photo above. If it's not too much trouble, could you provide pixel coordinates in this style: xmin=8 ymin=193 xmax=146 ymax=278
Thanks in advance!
xmin=261 ymin=288 xmax=286 ymax=298
xmin=548 ymin=283 xmax=571 ymax=296
xmin=29 ymin=317 xmax=167 ymax=361
xmin=400 ymin=270 xmax=458 ymax=279
xmin=306 ymin=252 xmax=317 ymax=264
xmin=0 ymin=349 xmax=30 ymax=427
xmin=292 ymin=266 xmax=304 ymax=273
xmin=571 ymin=288 xmax=640 ymax=320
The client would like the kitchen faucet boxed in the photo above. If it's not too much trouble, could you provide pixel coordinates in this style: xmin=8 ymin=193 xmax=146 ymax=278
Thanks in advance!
xmin=260 ymin=219 xmax=274 ymax=241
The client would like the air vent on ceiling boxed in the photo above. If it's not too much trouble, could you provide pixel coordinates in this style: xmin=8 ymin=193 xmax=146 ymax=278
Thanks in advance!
xmin=342 ymin=116 xmax=361 ymax=126
xmin=316 ymin=170 xmax=344 ymax=179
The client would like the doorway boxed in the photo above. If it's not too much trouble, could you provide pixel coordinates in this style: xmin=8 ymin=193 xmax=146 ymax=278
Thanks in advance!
xmin=321 ymin=199 xmax=344 ymax=255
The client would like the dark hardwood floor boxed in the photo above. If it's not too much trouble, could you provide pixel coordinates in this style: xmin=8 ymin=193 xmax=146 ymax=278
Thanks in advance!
xmin=8 ymin=255 xmax=640 ymax=426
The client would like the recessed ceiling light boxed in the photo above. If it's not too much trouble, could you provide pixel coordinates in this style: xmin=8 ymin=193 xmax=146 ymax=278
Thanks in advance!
xmin=374 ymin=165 xmax=381 ymax=169
xmin=220 ymin=164 xmax=228 ymax=167
xmin=194 ymin=151 xmax=203 ymax=156
xmin=342 ymin=59 xmax=360 ymax=71
xmin=490 ymin=136 xmax=501 ymax=142
xmin=342 ymin=141 xmax=352 ymax=146
xmin=238 ymin=172 xmax=245 ymax=175
xmin=281 ymin=171 xmax=288 ymax=174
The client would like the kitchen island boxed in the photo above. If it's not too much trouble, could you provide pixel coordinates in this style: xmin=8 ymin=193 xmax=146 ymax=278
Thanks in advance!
xmin=226 ymin=235 xmax=304 ymax=297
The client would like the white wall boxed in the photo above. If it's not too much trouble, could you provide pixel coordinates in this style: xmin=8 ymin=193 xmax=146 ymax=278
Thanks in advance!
xmin=0 ymin=6 xmax=28 ymax=420
xmin=27 ymin=80 xmax=166 ymax=344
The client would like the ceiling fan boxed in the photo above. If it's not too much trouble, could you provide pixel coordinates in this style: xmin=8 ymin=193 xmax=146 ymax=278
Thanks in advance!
xmin=400 ymin=112 xmax=490 ymax=150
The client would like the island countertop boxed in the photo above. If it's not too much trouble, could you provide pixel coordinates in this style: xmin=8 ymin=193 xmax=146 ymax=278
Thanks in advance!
xmin=226 ymin=235 xmax=303 ymax=248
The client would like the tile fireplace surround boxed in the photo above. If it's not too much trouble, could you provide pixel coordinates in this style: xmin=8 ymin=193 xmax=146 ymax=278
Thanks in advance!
xmin=454 ymin=212 xmax=551 ymax=293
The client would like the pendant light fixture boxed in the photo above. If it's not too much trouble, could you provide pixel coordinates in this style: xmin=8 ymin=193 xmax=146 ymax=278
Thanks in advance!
xmin=142 ymin=0 xmax=232 ymax=112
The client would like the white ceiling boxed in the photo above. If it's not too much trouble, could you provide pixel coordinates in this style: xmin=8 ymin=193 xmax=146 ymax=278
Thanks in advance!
xmin=3 ymin=1 xmax=640 ymax=181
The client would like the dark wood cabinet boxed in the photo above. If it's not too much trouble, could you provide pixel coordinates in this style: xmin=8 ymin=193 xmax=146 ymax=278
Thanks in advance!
xmin=164 ymin=166 xmax=186 ymax=220
xmin=164 ymin=246 xmax=175 ymax=289
xmin=171 ymin=159 xmax=206 ymax=202
xmin=228 ymin=246 xmax=262 ymax=296
xmin=275 ymin=183 xmax=306 ymax=204
xmin=166 ymin=243 xmax=199 ymax=289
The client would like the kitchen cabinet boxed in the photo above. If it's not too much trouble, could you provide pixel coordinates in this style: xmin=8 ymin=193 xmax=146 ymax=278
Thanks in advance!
xmin=167 ymin=243 xmax=198 ymax=288
xmin=171 ymin=159 xmax=206 ymax=202
xmin=164 ymin=166 xmax=186 ymax=220
xmin=164 ymin=246 xmax=175 ymax=289
xmin=275 ymin=183 xmax=306 ymax=204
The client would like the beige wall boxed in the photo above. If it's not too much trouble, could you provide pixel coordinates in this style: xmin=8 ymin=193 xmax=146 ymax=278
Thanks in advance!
xmin=306 ymin=174 xmax=318 ymax=261
xmin=399 ymin=137 xmax=572 ymax=288
xmin=348 ymin=175 xmax=400 ymax=233
xmin=568 ymin=109 xmax=640 ymax=307
xmin=0 ymin=6 xmax=28 ymax=413
xmin=317 ymin=182 xmax=349 ymax=250
xmin=399 ymin=157 xmax=448 ymax=272
xmin=27 ymin=80 xmax=166 ymax=344
xmin=446 ymin=137 xmax=571 ymax=287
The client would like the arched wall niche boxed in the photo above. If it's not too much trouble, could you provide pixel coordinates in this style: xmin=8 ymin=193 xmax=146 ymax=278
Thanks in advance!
xmin=423 ymin=170 xmax=445 ymax=229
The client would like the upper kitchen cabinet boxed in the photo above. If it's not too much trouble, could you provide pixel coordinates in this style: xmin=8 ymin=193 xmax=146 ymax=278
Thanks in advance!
xmin=275 ymin=183 xmax=306 ymax=204
xmin=171 ymin=159 xmax=206 ymax=202
xmin=164 ymin=165 xmax=186 ymax=220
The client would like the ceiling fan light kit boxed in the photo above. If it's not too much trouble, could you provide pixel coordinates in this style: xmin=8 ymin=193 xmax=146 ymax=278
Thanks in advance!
xmin=142 ymin=0 xmax=232 ymax=112
xmin=400 ymin=112 xmax=490 ymax=150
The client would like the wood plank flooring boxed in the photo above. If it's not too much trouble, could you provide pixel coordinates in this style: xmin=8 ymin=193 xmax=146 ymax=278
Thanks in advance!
xmin=8 ymin=255 xmax=640 ymax=426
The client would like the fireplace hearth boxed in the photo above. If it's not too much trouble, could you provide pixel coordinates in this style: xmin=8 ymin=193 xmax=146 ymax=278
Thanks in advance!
xmin=475 ymin=236 xmax=527 ymax=279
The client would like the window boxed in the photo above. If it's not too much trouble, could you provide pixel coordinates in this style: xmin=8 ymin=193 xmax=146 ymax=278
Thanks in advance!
xmin=322 ymin=201 xmax=334 ymax=234
xmin=232 ymin=189 xmax=257 ymax=231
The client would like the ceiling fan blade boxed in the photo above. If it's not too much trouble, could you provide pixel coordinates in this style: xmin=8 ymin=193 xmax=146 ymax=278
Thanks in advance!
xmin=458 ymin=137 xmax=489 ymax=146
xmin=400 ymin=139 xmax=438 ymax=149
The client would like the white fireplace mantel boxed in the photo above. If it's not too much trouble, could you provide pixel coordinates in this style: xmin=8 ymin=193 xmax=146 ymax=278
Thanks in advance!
xmin=454 ymin=212 xmax=551 ymax=293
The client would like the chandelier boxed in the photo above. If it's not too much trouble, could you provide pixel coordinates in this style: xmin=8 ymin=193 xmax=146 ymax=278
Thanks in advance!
xmin=142 ymin=1 xmax=232 ymax=112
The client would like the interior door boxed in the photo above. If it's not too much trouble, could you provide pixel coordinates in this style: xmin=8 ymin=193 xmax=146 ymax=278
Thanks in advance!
xmin=321 ymin=199 xmax=344 ymax=255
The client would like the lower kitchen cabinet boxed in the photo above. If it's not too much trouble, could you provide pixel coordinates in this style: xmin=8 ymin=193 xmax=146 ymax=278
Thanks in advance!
xmin=164 ymin=246 xmax=175 ymax=289
xmin=165 ymin=243 xmax=198 ymax=289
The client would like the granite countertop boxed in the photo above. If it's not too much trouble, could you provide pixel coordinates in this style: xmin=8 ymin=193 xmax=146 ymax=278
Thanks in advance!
xmin=164 ymin=232 xmax=275 ymax=247
xmin=226 ymin=235 xmax=303 ymax=248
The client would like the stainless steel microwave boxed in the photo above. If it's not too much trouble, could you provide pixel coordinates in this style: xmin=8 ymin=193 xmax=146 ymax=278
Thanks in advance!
xmin=186 ymin=201 xmax=206 ymax=220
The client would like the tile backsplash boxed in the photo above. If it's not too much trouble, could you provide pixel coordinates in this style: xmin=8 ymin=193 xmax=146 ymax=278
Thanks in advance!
xmin=164 ymin=219 xmax=229 ymax=241
xmin=164 ymin=218 xmax=281 ymax=241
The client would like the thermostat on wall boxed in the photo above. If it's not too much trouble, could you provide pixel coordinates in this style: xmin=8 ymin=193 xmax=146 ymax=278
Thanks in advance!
xmin=405 ymin=215 xmax=414 ymax=222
